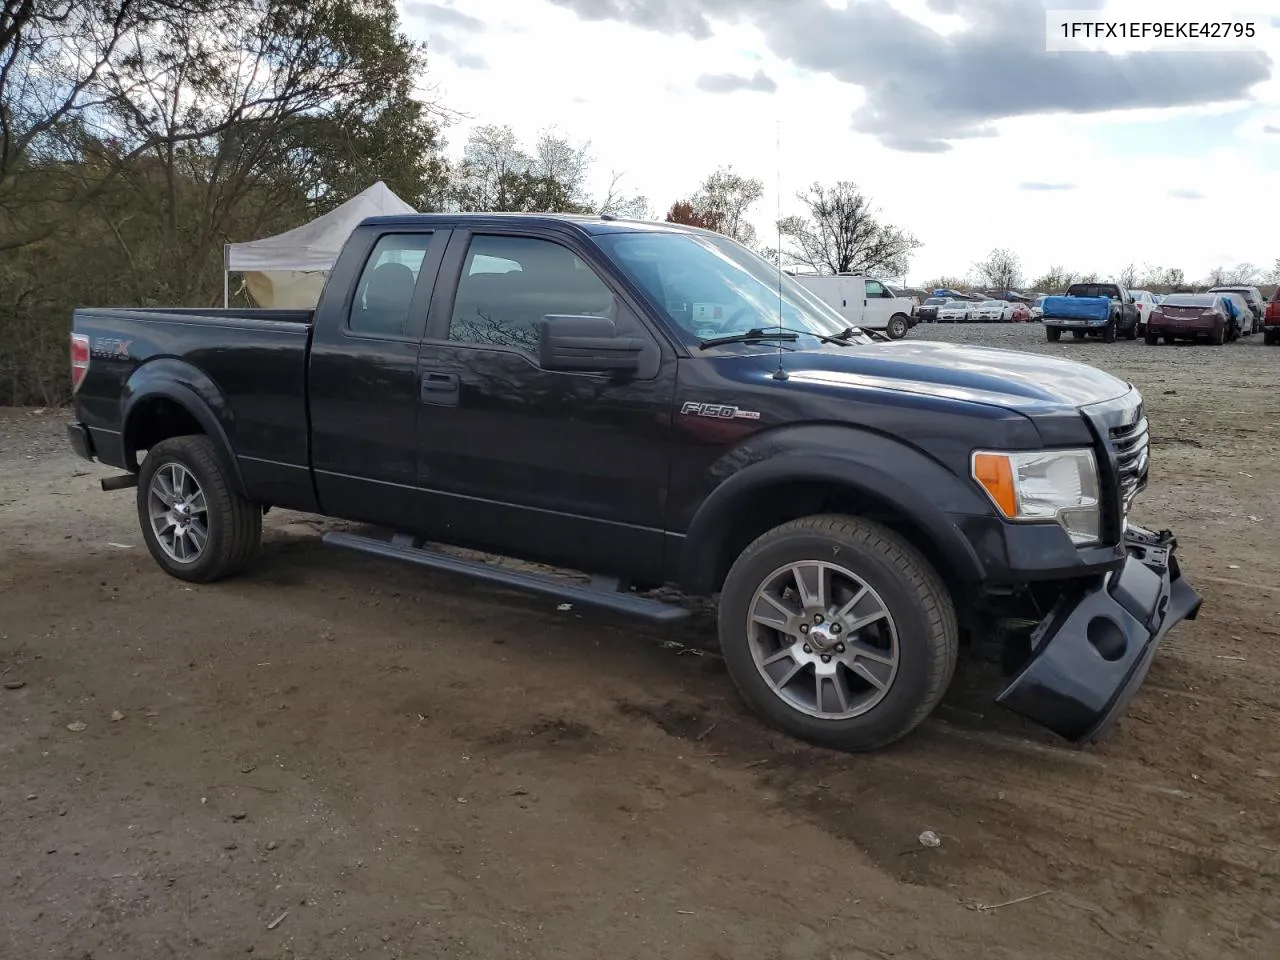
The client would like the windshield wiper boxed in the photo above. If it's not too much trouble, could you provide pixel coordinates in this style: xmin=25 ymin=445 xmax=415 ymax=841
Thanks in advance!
xmin=697 ymin=328 xmax=800 ymax=348
xmin=698 ymin=326 xmax=862 ymax=348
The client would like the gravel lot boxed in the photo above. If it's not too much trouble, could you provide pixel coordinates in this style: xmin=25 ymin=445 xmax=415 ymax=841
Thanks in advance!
xmin=2 ymin=323 xmax=1278 ymax=959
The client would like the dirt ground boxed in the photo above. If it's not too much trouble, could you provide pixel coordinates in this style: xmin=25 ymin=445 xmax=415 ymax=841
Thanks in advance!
xmin=2 ymin=324 xmax=1278 ymax=960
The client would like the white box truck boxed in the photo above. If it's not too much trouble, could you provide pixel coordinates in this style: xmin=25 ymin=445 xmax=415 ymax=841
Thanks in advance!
xmin=793 ymin=274 xmax=918 ymax=339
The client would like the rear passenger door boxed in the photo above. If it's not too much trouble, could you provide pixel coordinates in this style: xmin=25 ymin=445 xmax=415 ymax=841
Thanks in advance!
xmin=308 ymin=227 xmax=450 ymax=528
xmin=413 ymin=227 xmax=677 ymax=583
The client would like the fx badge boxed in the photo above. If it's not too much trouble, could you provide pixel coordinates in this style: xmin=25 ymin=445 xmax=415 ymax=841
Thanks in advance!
xmin=680 ymin=401 xmax=761 ymax=421
xmin=92 ymin=337 xmax=133 ymax=359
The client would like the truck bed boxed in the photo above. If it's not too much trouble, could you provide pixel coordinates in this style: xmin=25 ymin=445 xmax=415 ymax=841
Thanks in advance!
xmin=71 ymin=307 xmax=315 ymax=509
xmin=1042 ymin=296 xmax=1110 ymax=322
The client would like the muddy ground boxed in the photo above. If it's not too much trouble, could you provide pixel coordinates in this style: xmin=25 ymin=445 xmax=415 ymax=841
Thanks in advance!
xmin=2 ymin=324 xmax=1278 ymax=960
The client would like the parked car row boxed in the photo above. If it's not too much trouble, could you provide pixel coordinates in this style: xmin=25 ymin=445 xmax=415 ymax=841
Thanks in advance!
xmin=1042 ymin=281 xmax=1266 ymax=346
xmin=924 ymin=296 xmax=1037 ymax=323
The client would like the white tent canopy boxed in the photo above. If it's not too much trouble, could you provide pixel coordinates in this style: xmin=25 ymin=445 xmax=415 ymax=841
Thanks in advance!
xmin=223 ymin=181 xmax=416 ymax=306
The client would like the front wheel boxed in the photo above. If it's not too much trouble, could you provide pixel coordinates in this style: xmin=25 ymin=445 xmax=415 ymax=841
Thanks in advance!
xmin=137 ymin=435 xmax=262 ymax=583
xmin=886 ymin=314 xmax=909 ymax=339
xmin=1046 ymin=327 xmax=1061 ymax=341
xmin=1145 ymin=331 xmax=1159 ymax=345
xmin=717 ymin=515 xmax=958 ymax=752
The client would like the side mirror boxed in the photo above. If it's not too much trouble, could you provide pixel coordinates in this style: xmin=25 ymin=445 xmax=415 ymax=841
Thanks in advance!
xmin=538 ymin=314 xmax=643 ymax=374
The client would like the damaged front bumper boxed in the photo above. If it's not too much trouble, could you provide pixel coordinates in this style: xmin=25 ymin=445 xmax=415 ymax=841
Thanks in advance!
xmin=995 ymin=524 xmax=1203 ymax=743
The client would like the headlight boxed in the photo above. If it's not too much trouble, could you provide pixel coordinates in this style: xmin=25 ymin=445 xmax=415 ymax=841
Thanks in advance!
xmin=971 ymin=448 xmax=1101 ymax=545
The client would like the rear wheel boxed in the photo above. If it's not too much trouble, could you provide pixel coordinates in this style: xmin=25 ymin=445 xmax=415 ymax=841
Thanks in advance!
xmin=1046 ymin=327 xmax=1060 ymax=342
xmin=1072 ymin=330 xmax=1086 ymax=339
xmin=1123 ymin=323 xmax=1138 ymax=340
xmin=137 ymin=435 xmax=262 ymax=583
xmin=1265 ymin=329 xmax=1278 ymax=345
xmin=718 ymin=515 xmax=958 ymax=752
xmin=886 ymin=314 xmax=909 ymax=339
xmin=1210 ymin=323 xmax=1225 ymax=346
xmin=1102 ymin=322 xmax=1117 ymax=343
xmin=1144 ymin=330 xmax=1159 ymax=346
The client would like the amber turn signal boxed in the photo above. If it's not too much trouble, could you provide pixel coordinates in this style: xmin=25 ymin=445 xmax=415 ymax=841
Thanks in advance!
xmin=972 ymin=452 xmax=1017 ymax=517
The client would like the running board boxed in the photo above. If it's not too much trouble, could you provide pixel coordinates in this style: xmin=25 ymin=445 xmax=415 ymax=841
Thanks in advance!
xmin=322 ymin=532 xmax=690 ymax=623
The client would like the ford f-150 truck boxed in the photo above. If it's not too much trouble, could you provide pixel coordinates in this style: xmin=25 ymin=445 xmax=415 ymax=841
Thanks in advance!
xmin=66 ymin=214 xmax=1201 ymax=752
xmin=1042 ymin=282 xmax=1139 ymax=343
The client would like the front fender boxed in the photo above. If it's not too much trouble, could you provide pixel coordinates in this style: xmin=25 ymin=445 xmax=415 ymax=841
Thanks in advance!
xmin=121 ymin=358 xmax=246 ymax=495
xmin=677 ymin=427 xmax=992 ymax=593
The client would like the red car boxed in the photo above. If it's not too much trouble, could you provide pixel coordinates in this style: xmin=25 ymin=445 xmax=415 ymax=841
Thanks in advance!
xmin=1145 ymin=293 xmax=1230 ymax=345
xmin=1009 ymin=302 xmax=1031 ymax=322
xmin=1265 ymin=288 xmax=1280 ymax=345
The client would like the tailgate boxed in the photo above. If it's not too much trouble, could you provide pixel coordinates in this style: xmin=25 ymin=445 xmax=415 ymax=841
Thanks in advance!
xmin=1043 ymin=296 xmax=1110 ymax=321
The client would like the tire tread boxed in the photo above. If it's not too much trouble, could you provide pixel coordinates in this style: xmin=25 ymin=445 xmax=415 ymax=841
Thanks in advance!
xmin=138 ymin=435 xmax=261 ymax=583
xmin=722 ymin=513 xmax=958 ymax=750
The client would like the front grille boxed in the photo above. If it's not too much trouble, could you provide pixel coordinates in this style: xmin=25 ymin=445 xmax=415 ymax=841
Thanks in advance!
xmin=1082 ymin=393 xmax=1149 ymax=541
xmin=1108 ymin=405 xmax=1149 ymax=513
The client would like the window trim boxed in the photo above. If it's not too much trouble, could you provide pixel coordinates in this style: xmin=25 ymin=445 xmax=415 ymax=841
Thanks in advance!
xmin=424 ymin=227 xmax=661 ymax=365
xmin=342 ymin=229 xmax=447 ymax=342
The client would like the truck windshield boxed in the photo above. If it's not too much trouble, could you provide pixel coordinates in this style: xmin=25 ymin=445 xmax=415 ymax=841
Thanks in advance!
xmin=593 ymin=231 xmax=863 ymax=347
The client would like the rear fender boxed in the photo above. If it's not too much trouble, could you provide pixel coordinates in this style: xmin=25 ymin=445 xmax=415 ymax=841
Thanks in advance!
xmin=121 ymin=359 xmax=246 ymax=496
xmin=677 ymin=431 xmax=990 ymax=594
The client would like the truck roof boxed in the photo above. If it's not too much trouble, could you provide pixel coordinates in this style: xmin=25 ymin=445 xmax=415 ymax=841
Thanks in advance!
xmin=357 ymin=212 xmax=708 ymax=237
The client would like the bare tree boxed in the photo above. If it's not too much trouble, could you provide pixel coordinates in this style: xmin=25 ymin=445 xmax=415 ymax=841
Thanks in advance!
xmin=595 ymin=170 xmax=649 ymax=219
xmin=691 ymin=164 xmax=762 ymax=245
xmin=1205 ymin=262 xmax=1260 ymax=286
xmin=1117 ymin=262 xmax=1138 ymax=288
xmin=777 ymin=180 xmax=920 ymax=276
xmin=971 ymin=248 xmax=1023 ymax=295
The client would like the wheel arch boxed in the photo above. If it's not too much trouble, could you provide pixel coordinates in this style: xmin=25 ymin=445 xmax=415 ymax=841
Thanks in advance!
xmin=677 ymin=452 xmax=987 ymax=597
xmin=121 ymin=361 xmax=246 ymax=497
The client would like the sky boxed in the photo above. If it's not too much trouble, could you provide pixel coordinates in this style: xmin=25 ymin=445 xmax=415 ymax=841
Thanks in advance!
xmin=399 ymin=0 xmax=1280 ymax=286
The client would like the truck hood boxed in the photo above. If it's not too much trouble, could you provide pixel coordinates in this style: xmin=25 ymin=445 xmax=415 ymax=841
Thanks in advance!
xmin=776 ymin=340 xmax=1132 ymax=410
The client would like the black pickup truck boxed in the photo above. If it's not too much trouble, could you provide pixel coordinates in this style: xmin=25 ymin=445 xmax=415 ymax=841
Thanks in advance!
xmin=66 ymin=213 xmax=1201 ymax=751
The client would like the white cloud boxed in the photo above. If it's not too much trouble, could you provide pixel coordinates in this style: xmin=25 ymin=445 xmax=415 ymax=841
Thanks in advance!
xmin=403 ymin=0 xmax=1278 ymax=285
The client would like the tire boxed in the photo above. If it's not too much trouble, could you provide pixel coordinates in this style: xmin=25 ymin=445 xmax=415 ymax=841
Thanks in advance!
xmin=1265 ymin=329 xmax=1278 ymax=345
xmin=1072 ymin=330 xmax=1085 ymax=339
xmin=717 ymin=514 xmax=958 ymax=752
xmin=1102 ymin=321 xmax=1117 ymax=343
xmin=136 ymin=435 xmax=262 ymax=583
xmin=886 ymin=314 xmax=909 ymax=339
xmin=1123 ymin=323 xmax=1138 ymax=340
xmin=1046 ymin=327 xmax=1060 ymax=342
xmin=1210 ymin=323 xmax=1225 ymax=346
xmin=1144 ymin=331 xmax=1158 ymax=346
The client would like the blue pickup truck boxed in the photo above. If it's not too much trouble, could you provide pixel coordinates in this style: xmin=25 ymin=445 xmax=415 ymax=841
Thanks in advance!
xmin=1043 ymin=282 xmax=1139 ymax=343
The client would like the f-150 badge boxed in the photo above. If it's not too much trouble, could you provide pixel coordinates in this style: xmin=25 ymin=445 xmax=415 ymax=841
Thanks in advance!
xmin=680 ymin=401 xmax=761 ymax=421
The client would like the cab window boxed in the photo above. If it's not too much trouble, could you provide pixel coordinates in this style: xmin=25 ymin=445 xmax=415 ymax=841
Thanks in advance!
xmin=449 ymin=235 xmax=617 ymax=351
xmin=349 ymin=233 xmax=433 ymax=336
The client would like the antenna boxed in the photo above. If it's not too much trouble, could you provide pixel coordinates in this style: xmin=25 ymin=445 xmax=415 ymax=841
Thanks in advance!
xmin=772 ymin=116 xmax=788 ymax=381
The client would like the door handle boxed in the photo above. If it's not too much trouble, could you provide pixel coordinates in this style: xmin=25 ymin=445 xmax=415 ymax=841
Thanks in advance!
xmin=420 ymin=371 xmax=460 ymax=406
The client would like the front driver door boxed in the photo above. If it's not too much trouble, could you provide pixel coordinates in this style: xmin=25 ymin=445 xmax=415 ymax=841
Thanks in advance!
xmin=413 ymin=228 xmax=677 ymax=583
xmin=862 ymin=280 xmax=896 ymax=327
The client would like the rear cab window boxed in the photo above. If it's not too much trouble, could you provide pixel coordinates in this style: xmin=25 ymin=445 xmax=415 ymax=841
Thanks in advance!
xmin=348 ymin=233 xmax=435 ymax=337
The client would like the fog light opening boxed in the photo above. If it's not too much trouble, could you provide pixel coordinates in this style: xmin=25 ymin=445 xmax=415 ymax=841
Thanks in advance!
xmin=1086 ymin=616 xmax=1127 ymax=662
